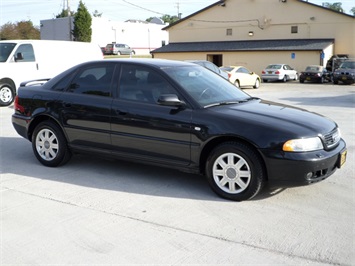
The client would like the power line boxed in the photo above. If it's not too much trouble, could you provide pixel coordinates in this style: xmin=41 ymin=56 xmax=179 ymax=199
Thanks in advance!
xmin=122 ymin=0 xmax=166 ymax=16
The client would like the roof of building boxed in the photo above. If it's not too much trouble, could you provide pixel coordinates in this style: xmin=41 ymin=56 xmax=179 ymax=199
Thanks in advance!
xmin=151 ymin=39 xmax=334 ymax=53
xmin=163 ymin=0 xmax=354 ymax=30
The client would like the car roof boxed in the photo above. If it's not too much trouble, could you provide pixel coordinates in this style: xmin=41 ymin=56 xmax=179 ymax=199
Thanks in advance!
xmin=86 ymin=58 xmax=197 ymax=68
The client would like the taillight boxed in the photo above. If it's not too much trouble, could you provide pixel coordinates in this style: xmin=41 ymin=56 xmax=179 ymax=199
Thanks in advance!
xmin=14 ymin=96 xmax=25 ymax=114
xmin=262 ymin=71 xmax=265 ymax=74
xmin=275 ymin=71 xmax=280 ymax=74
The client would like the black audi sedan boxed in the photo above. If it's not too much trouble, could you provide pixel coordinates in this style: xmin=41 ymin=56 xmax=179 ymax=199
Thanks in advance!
xmin=12 ymin=59 xmax=347 ymax=201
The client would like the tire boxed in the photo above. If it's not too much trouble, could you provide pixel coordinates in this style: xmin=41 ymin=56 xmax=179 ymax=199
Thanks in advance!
xmin=0 ymin=83 xmax=15 ymax=106
xmin=205 ymin=141 xmax=265 ymax=201
xmin=333 ymin=79 xmax=338 ymax=85
xmin=299 ymin=79 xmax=304 ymax=83
xmin=282 ymin=75 xmax=287 ymax=82
xmin=234 ymin=80 xmax=240 ymax=87
xmin=32 ymin=121 xmax=72 ymax=167
xmin=253 ymin=79 xmax=260 ymax=89
xmin=262 ymin=79 xmax=268 ymax=83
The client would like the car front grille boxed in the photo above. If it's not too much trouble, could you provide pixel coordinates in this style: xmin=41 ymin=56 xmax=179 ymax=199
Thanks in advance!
xmin=322 ymin=128 xmax=341 ymax=149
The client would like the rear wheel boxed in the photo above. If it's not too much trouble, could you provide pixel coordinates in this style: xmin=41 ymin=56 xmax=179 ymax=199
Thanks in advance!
xmin=0 ymin=83 xmax=15 ymax=106
xmin=32 ymin=121 xmax=72 ymax=167
xmin=282 ymin=75 xmax=287 ymax=82
xmin=205 ymin=142 xmax=265 ymax=201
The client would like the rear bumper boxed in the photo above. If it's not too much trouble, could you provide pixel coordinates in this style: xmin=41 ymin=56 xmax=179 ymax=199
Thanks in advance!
xmin=12 ymin=114 xmax=31 ymax=140
xmin=260 ymin=139 xmax=347 ymax=186
xmin=261 ymin=74 xmax=282 ymax=81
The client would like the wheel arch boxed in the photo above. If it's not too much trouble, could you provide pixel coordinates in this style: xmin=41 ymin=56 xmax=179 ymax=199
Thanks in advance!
xmin=199 ymin=136 xmax=268 ymax=180
xmin=0 ymin=78 xmax=16 ymax=92
xmin=28 ymin=115 xmax=64 ymax=142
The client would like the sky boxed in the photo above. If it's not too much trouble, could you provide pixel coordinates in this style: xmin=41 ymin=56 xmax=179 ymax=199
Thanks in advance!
xmin=0 ymin=0 xmax=354 ymax=27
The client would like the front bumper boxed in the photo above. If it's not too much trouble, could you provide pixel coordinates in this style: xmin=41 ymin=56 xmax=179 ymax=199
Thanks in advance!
xmin=260 ymin=139 xmax=347 ymax=186
xmin=333 ymin=74 xmax=355 ymax=84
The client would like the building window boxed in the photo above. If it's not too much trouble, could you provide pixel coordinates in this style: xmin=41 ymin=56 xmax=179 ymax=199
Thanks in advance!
xmin=226 ymin=29 xmax=232 ymax=36
xmin=291 ymin=26 xmax=298 ymax=34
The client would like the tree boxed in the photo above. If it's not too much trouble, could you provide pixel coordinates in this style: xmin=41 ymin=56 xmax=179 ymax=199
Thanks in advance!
xmin=322 ymin=2 xmax=344 ymax=13
xmin=0 ymin=21 xmax=40 ymax=40
xmin=146 ymin=14 xmax=179 ymax=24
xmin=92 ymin=10 xmax=102 ymax=17
xmin=72 ymin=1 xmax=92 ymax=42
xmin=56 ymin=9 xmax=75 ymax=18
xmin=351 ymin=7 xmax=355 ymax=16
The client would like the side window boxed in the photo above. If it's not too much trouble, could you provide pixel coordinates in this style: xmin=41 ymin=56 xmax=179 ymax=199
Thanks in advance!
xmin=67 ymin=65 xmax=114 ymax=97
xmin=119 ymin=64 xmax=176 ymax=103
xmin=14 ymin=44 xmax=35 ymax=62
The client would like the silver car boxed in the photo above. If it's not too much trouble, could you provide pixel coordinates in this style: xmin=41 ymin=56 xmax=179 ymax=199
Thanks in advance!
xmin=261 ymin=64 xmax=298 ymax=82
xmin=104 ymin=43 xmax=135 ymax=55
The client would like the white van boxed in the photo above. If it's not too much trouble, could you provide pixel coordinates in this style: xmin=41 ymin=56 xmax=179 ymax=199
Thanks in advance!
xmin=0 ymin=40 xmax=103 ymax=106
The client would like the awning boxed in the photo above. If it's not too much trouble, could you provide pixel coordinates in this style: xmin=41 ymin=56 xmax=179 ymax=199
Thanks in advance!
xmin=152 ymin=39 xmax=334 ymax=53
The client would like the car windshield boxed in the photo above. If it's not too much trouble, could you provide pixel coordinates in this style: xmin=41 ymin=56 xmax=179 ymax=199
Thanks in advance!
xmin=266 ymin=64 xmax=281 ymax=69
xmin=0 ymin=43 xmax=16 ymax=62
xmin=163 ymin=65 xmax=250 ymax=108
xmin=339 ymin=61 xmax=355 ymax=69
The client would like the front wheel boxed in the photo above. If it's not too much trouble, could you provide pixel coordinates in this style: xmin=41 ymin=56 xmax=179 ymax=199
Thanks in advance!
xmin=205 ymin=142 xmax=265 ymax=201
xmin=0 ymin=83 xmax=15 ymax=106
xmin=32 ymin=121 xmax=72 ymax=167
xmin=234 ymin=80 xmax=240 ymax=88
xmin=253 ymin=79 xmax=260 ymax=89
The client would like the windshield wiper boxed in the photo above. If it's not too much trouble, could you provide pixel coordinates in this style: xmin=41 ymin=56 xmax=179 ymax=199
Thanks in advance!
xmin=204 ymin=97 xmax=259 ymax=108
xmin=204 ymin=101 xmax=242 ymax=108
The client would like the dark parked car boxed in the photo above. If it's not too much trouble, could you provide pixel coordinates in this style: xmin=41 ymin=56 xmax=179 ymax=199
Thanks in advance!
xmin=12 ymin=59 xmax=347 ymax=201
xmin=333 ymin=61 xmax=355 ymax=85
xmin=299 ymin=65 xmax=331 ymax=83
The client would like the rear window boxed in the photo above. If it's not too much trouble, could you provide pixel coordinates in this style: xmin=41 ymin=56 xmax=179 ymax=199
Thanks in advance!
xmin=266 ymin=64 xmax=281 ymax=69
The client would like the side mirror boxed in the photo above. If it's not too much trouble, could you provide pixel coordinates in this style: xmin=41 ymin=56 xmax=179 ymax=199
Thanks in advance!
xmin=15 ymin=52 xmax=24 ymax=61
xmin=157 ymin=94 xmax=186 ymax=107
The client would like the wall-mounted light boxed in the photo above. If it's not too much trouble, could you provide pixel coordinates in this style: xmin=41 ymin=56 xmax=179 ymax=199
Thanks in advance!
xmin=248 ymin=31 xmax=254 ymax=36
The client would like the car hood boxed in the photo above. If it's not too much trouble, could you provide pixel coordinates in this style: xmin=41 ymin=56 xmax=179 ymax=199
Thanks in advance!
xmin=206 ymin=99 xmax=337 ymax=148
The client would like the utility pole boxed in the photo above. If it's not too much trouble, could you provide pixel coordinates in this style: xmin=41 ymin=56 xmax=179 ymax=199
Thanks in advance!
xmin=67 ymin=0 xmax=72 ymax=41
xmin=175 ymin=2 xmax=182 ymax=19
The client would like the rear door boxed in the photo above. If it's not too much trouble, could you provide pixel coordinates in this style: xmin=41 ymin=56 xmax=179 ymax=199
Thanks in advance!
xmin=58 ymin=62 xmax=115 ymax=153
xmin=110 ymin=63 xmax=192 ymax=166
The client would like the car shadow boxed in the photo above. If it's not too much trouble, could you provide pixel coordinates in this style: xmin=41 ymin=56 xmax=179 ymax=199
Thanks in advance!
xmin=1 ymin=136 xmax=285 ymax=202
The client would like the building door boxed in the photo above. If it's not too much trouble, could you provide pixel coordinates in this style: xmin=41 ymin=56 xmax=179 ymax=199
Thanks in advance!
xmin=207 ymin=54 xmax=223 ymax=67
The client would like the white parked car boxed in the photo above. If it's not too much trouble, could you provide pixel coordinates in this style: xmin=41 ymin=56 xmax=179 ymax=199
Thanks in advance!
xmin=220 ymin=66 xmax=261 ymax=89
xmin=261 ymin=64 xmax=298 ymax=82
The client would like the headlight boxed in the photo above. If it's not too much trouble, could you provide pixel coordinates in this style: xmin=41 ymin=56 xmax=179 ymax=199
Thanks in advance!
xmin=283 ymin=137 xmax=323 ymax=152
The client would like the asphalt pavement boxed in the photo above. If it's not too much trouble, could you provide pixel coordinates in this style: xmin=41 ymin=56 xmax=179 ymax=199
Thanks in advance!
xmin=1 ymin=81 xmax=354 ymax=265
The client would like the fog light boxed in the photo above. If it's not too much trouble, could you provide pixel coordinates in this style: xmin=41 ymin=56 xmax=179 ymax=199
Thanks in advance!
xmin=306 ymin=172 xmax=313 ymax=179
